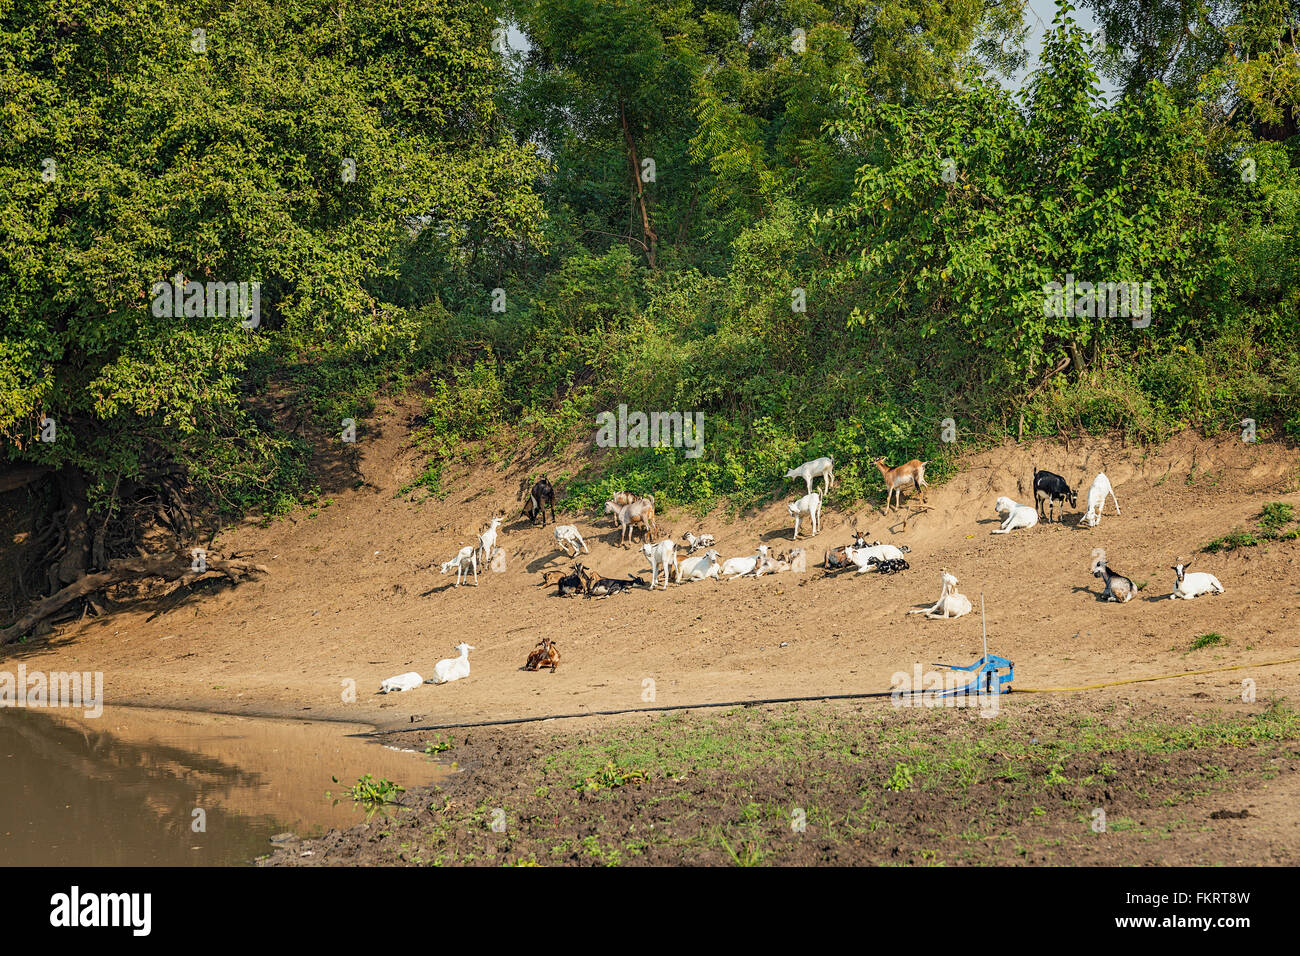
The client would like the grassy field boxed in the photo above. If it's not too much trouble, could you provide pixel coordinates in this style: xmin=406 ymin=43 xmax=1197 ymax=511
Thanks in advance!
xmin=261 ymin=695 xmax=1300 ymax=867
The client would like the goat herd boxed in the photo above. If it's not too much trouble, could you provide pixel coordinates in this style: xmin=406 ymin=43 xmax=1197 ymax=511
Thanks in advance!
xmin=408 ymin=455 xmax=1229 ymax=691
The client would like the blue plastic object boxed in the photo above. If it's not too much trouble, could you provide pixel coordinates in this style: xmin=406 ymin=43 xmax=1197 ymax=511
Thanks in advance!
xmin=931 ymin=654 xmax=1014 ymax=698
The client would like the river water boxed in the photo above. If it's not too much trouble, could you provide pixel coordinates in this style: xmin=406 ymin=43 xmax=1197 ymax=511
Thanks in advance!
xmin=0 ymin=705 xmax=445 ymax=866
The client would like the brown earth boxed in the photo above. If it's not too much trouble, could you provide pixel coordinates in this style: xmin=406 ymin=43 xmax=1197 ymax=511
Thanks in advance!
xmin=6 ymin=399 xmax=1298 ymax=731
xmin=258 ymin=695 xmax=1300 ymax=867
xmin=7 ymin=399 xmax=1300 ymax=863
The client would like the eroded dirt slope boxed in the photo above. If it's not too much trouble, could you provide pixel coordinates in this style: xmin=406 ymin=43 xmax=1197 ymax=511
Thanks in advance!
xmin=8 ymin=400 xmax=1300 ymax=731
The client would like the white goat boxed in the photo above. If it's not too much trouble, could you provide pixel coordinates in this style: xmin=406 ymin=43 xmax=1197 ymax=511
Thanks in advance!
xmin=788 ymin=491 xmax=822 ymax=540
xmin=991 ymin=496 xmax=1038 ymax=534
xmin=675 ymin=549 xmax=722 ymax=582
xmin=1082 ymin=473 xmax=1121 ymax=528
xmin=380 ymin=672 xmax=423 ymax=693
xmin=553 ymin=524 xmax=589 ymax=557
xmin=721 ymin=545 xmax=771 ymax=579
xmin=428 ymin=643 xmax=475 ymax=684
xmin=682 ymin=531 xmax=716 ymax=553
xmin=908 ymin=572 xmax=972 ymax=619
xmin=846 ymin=543 xmax=908 ymax=573
xmin=439 ymin=545 xmax=479 ymax=587
xmin=643 ymin=538 xmax=677 ymax=590
xmin=1170 ymin=561 xmax=1224 ymax=600
xmin=785 ymin=456 xmax=834 ymax=496
xmin=477 ymin=516 xmax=503 ymax=564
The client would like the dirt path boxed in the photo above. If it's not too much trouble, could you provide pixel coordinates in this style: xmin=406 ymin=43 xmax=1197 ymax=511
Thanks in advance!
xmin=7 ymin=410 xmax=1300 ymax=737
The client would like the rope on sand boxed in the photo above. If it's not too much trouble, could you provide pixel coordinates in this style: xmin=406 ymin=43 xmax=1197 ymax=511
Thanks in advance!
xmin=366 ymin=656 xmax=1300 ymax=735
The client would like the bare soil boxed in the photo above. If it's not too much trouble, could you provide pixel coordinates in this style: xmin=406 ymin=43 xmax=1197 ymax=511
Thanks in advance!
xmin=6 ymin=400 xmax=1300 ymax=864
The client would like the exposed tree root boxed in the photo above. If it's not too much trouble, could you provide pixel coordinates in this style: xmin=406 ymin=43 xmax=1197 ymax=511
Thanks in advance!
xmin=1 ymin=551 xmax=268 ymax=646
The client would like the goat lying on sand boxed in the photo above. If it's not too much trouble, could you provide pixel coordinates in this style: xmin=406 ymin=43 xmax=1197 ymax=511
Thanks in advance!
xmin=525 ymin=637 xmax=561 ymax=672
xmin=909 ymin=572 xmax=971 ymax=619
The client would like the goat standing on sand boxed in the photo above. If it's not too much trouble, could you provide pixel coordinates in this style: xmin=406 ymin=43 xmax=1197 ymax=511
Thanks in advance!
xmin=1082 ymin=473 xmax=1121 ymax=528
xmin=605 ymin=497 xmax=657 ymax=547
xmin=524 ymin=476 xmax=557 ymax=526
xmin=553 ymin=524 xmax=589 ymax=557
xmin=1032 ymin=467 xmax=1077 ymax=523
xmin=788 ymin=491 xmax=821 ymax=539
xmin=909 ymin=572 xmax=972 ymax=619
xmin=477 ymin=516 xmax=503 ymax=565
xmin=643 ymin=538 xmax=677 ymax=590
xmin=874 ymin=457 xmax=929 ymax=512
xmin=785 ymin=456 xmax=834 ymax=496
xmin=440 ymin=545 xmax=479 ymax=587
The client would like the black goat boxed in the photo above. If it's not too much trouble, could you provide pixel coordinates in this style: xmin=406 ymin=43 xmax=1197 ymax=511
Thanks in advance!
xmin=555 ymin=566 xmax=584 ymax=598
xmin=524 ymin=475 xmax=557 ymax=527
xmin=1032 ymin=467 xmax=1077 ymax=523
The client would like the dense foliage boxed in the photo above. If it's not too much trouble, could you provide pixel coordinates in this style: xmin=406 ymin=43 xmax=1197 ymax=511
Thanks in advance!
xmin=1 ymin=0 xmax=1298 ymax=607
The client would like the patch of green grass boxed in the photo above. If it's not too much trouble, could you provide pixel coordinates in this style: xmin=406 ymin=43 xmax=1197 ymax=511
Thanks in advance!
xmin=1191 ymin=632 xmax=1227 ymax=651
xmin=1205 ymin=502 xmax=1299 ymax=552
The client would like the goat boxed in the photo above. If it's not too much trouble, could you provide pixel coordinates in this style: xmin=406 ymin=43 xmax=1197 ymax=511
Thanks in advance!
xmin=909 ymin=572 xmax=972 ymax=619
xmin=642 ymin=538 xmax=677 ymax=590
xmin=525 ymin=638 xmax=561 ymax=672
xmin=1032 ymin=467 xmax=1077 ymax=523
xmin=872 ymin=557 xmax=910 ymax=574
xmin=788 ymin=491 xmax=822 ymax=540
xmin=784 ymin=456 xmax=834 ymax=496
xmin=524 ymin=476 xmax=557 ymax=526
xmin=1093 ymin=564 xmax=1136 ymax=603
xmin=846 ymin=543 xmax=910 ymax=573
xmin=824 ymin=531 xmax=870 ymax=571
xmin=555 ymin=566 xmax=585 ymax=597
xmin=675 ymin=549 xmax=722 ymax=582
xmin=553 ymin=524 xmax=589 ymax=557
xmin=1170 ymin=560 xmax=1224 ymax=600
xmin=787 ymin=548 xmax=807 ymax=573
xmin=477 ymin=516 xmax=503 ymax=564
xmin=992 ymin=496 xmax=1039 ymax=534
xmin=1082 ymin=472 xmax=1121 ymax=528
xmin=428 ymin=642 xmax=475 ymax=684
xmin=537 ymin=569 xmax=569 ymax=588
xmin=380 ymin=671 xmax=423 ymax=694
xmin=575 ymin=563 xmax=643 ymax=596
xmin=605 ymin=497 xmax=657 ymax=548
xmin=439 ymin=545 xmax=479 ymax=587
xmin=591 ymin=574 xmax=645 ymax=597
xmin=681 ymin=531 xmax=716 ymax=553
xmin=873 ymin=457 xmax=929 ymax=512
xmin=721 ymin=545 xmax=771 ymax=579
xmin=609 ymin=490 xmax=641 ymax=509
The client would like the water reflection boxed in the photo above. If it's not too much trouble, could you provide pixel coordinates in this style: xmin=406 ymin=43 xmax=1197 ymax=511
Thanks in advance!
xmin=0 ymin=706 xmax=444 ymax=866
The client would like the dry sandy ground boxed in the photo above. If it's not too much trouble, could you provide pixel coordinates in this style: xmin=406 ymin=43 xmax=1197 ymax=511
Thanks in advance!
xmin=8 ymin=402 xmax=1300 ymax=738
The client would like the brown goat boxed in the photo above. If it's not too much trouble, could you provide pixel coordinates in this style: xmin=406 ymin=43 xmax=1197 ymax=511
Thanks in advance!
xmin=525 ymin=637 xmax=561 ymax=672
xmin=873 ymin=457 xmax=929 ymax=512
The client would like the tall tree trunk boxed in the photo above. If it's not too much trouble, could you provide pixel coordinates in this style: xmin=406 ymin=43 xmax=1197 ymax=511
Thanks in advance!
xmin=53 ymin=465 xmax=92 ymax=590
xmin=620 ymin=98 xmax=657 ymax=269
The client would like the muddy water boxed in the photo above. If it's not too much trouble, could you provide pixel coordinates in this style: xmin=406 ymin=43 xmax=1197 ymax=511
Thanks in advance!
xmin=0 ymin=705 xmax=446 ymax=866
